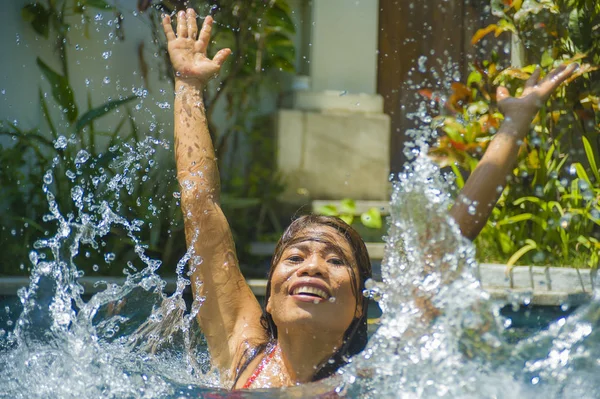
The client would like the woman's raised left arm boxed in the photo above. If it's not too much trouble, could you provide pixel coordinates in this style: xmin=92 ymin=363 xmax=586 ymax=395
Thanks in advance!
xmin=449 ymin=64 xmax=578 ymax=240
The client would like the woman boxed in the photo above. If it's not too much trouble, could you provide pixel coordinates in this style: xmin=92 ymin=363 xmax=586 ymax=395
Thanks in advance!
xmin=162 ymin=9 xmax=576 ymax=389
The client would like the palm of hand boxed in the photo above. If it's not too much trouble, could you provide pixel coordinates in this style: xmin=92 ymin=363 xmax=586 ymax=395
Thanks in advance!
xmin=497 ymin=64 xmax=577 ymax=125
xmin=168 ymin=39 xmax=219 ymax=81
xmin=162 ymin=11 xmax=230 ymax=84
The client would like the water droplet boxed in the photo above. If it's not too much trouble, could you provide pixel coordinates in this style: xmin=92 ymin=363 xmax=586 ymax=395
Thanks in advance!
xmin=43 ymin=171 xmax=53 ymax=185
xmin=71 ymin=186 xmax=84 ymax=202
xmin=75 ymin=150 xmax=90 ymax=164
xmin=102 ymin=51 xmax=112 ymax=59
xmin=418 ymin=55 xmax=428 ymax=73
xmin=54 ymin=136 xmax=68 ymax=149
xmin=328 ymin=297 xmax=336 ymax=303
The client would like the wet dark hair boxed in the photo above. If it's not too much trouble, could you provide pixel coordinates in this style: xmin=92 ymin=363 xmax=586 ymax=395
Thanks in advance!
xmin=233 ymin=215 xmax=372 ymax=387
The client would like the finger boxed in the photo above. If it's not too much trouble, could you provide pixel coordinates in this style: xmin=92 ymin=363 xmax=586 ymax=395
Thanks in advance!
xmin=540 ymin=64 xmax=570 ymax=87
xmin=176 ymin=10 xmax=187 ymax=38
xmin=213 ymin=48 xmax=232 ymax=66
xmin=162 ymin=14 xmax=176 ymax=42
xmin=186 ymin=8 xmax=198 ymax=40
xmin=496 ymin=86 xmax=510 ymax=102
xmin=197 ymin=15 xmax=213 ymax=53
xmin=542 ymin=63 xmax=576 ymax=91
xmin=524 ymin=67 xmax=541 ymax=89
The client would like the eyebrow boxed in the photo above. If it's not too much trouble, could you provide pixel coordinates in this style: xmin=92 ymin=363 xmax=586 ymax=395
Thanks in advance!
xmin=286 ymin=240 xmax=351 ymax=263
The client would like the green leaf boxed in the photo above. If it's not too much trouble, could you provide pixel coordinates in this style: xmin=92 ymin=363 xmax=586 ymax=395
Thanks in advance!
xmin=36 ymin=58 xmax=78 ymax=123
xmin=582 ymin=136 xmax=600 ymax=182
xmin=340 ymin=214 xmax=354 ymax=225
xmin=39 ymin=88 xmax=57 ymax=139
xmin=507 ymin=239 xmax=537 ymax=267
xmin=574 ymin=163 xmax=591 ymax=186
xmin=513 ymin=196 xmax=541 ymax=206
xmin=541 ymin=50 xmax=554 ymax=68
xmin=571 ymin=179 xmax=580 ymax=207
xmin=467 ymin=70 xmax=483 ymax=87
xmin=441 ymin=120 xmax=464 ymax=142
xmin=498 ymin=231 xmax=514 ymax=254
xmin=497 ymin=19 xmax=517 ymax=34
xmin=264 ymin=32 xmax=296 ymax=72
xmin=450 ymin=163 xmax=465 ymax=189
xmin=544 ymin=143 xmax=555 ymax=168
xmin=547 ymin=201 xmax=564 ymax=216
xmin=497 ymin=213 xmax=533 ymax=225
xmin=360 ymin=208 xmax=382 ymax=229
xmin=22 ymin=3 xmax=50 ymax=38
xmin=83 ymin=0 xmax=114 ymax=10
xmin=317 ymin=204 xmax=338 ymax=216
xmin=75 ymin=95 xmax=139 ymax=133
xmin=339 ymin=199 xmax=356 ymax=215
xmin=265 ymin=3 xmax=296 ymax=34
xmin=568 ymin=8 xmax=586 ymax=52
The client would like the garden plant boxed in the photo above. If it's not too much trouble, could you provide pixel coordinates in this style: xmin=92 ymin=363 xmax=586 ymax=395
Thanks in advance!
xmin=0 ymin=0 xmax=296 ymax=277
xmin=428 ymin=0 xmax=600 ymax=268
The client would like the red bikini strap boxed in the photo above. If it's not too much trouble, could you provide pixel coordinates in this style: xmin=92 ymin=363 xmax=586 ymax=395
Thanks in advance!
xmin=241 ymin=344 xmax=278 ymax=389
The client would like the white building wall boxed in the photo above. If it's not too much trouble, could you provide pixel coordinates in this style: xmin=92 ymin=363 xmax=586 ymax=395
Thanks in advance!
xmin=310 ymin=0 xmax=379 ymax=94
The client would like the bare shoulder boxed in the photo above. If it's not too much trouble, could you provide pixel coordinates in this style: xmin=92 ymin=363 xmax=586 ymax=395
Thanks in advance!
xmin=227 ymin=335 xmax=271 ymax=388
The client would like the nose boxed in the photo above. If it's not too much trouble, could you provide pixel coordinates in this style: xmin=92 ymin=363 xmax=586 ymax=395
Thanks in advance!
xmin=296 ymin=254 xmax=328 ymax=278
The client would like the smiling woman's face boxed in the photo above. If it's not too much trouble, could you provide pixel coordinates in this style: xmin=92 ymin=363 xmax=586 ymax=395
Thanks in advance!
xmin=266 ymin=225 xmax=361 ymax=341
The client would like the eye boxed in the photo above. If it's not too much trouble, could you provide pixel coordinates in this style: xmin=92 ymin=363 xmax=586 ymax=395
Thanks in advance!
xmin=286 ymin=255 xmax=304 ymax=263
xmin=327 ymin=257 xmax=345 ymax=266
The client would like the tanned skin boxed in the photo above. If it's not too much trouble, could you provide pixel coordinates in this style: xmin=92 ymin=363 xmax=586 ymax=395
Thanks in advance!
xmin=163 ymin=8 xmax=576 ymax=389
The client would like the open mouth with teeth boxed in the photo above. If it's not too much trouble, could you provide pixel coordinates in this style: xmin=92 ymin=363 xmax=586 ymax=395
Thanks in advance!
xmin=291 ymin=286 xmax=330 ymax=301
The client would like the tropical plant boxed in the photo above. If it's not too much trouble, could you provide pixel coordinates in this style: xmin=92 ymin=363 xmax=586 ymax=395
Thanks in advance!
xmin=316 ymin=199 xmax=384 ymax=230
xmin=0 ymin=0 xmax=186 ymax=277
xmin=427 ymin=0 xmax=600 ymax=268
xmin=1 ymin=0 xmax=298 ymax=277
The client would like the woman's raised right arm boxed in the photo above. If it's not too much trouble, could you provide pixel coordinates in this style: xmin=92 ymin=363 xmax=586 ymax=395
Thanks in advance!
xmin=163 ymin=9 xmax=265 ymax=376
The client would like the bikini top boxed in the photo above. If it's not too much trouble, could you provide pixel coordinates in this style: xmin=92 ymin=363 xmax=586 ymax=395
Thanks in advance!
xmin=241 ymin=344 xmax=278 ymax=389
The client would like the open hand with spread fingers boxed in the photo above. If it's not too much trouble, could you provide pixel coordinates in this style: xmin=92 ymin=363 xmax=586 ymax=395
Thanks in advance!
xmin=496 ymin=63 xmax=578 ymax=136
xmin=162 ymin=8 xmax=231 ymax=85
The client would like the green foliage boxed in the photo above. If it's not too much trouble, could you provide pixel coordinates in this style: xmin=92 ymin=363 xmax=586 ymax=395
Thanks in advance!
xmin=2 ymin=0 xmax=297 ymax=277
xmin=429 ymin=0 xmax=600 ymax=268
xmin=316 ymin=199 xmax=384 ymax=230
xmin=1 ymin=0 xmax=185 ymax=277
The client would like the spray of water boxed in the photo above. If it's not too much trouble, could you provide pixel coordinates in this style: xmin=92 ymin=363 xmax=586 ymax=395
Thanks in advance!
xmin=1 ymin=129 xmax=599 ymax=398
xmin=2 ymin=4 xmax=600 ymax=398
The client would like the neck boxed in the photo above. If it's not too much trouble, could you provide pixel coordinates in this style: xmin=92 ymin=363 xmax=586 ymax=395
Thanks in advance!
xmin=276 ymin=327 xmax=344 ymax=383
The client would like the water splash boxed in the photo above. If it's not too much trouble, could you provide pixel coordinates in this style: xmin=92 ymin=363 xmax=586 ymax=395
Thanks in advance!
xmin=1 ymin=133 xmax=600 ymax=397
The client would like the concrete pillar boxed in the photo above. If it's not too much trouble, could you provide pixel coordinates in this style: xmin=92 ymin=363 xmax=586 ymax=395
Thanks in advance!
xmin=276 ymin=0 xmax=391 ymax=202
xmin=310 ymin=0 xmax=379 ymax=94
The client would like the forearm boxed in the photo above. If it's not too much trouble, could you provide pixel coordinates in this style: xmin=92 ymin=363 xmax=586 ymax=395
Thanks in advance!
xmin=449 ymin=117 xmax=530 ymax=240
xmin=173 ymin=78 xmax=220 ymax=200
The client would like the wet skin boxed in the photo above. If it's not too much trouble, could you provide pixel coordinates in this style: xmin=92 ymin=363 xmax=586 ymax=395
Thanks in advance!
xmin=266 ymin=226 xmax=362 ymax=342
